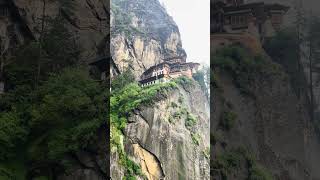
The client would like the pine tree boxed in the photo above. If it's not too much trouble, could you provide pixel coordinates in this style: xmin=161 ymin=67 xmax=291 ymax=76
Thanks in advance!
xmin=36 ymin=0 xmax=76 ymax=87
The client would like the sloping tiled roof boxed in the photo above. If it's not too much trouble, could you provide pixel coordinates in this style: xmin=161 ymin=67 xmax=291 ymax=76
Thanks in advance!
xmin=139 ymin=74 xmax=165 ymax=84
xmin=222 ymin=2 xmax=289 ymax=22
xmin=163 ymin=56 xmax=186 ymax=62
xmin=265 ymin=4 xmax=290 ymax=12
xmin=223 ymin=2 xmax=289 ymax=15
xmin=223 ymin=2 xmax=264 ymax=12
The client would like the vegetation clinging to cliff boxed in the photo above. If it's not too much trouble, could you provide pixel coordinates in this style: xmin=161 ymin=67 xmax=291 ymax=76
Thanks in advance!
xmin=212 ymin=45 xmax=283 ymax=96
xmin=111 ymin=0 xmax=147 ymax=38
xmin=0 ymin=15 xmax=105 ymax=179
xmin=0 ymin=67 xmax=107 ymax=179
xmin=219 ymin=110 xmax=237 ymax=131
xmin=193 ymin=66 xmax=210 ymax=98
xmin=212 ymin=147 xmax=273 ymax=180
xmin=264 ymin=28 xmax=304 ymax=97
xmin=110 ymin=71 xmax=180 ymax=179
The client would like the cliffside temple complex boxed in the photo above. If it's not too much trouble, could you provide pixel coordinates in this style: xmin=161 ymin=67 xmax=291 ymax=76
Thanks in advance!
xmin=139 ymin=57 xmax=200 ymax=87
xmin=212 ymin=0 xmax=289 ymax=41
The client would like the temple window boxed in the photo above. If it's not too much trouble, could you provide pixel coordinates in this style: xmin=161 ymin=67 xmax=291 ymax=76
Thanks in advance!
xmin=230 ymin=15 xmax=248 ymax=28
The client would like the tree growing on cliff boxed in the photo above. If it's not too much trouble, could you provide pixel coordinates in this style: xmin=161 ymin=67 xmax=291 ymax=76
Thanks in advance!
xmin=193 ymin=66 xmax=210 ymax=98
xmin=264 ymin=29 xmax=305 ymax=97
xmin=111 ymin=68 xmax=135 ymax=91
xmin=0 ymin=67 xmax=108 ymax=178
xmin=36 ymin=0 xmax=76 ymax=86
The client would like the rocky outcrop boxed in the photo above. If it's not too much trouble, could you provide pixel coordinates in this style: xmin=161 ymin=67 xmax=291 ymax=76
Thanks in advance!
xmin=0 ymin=0 xmax=109 ymax=60
xmin=0 ymin=1 xmax=109 ymax=179
xmin=132 ymin=143 xmax=164 ymax=180
xmin=211 ymin=41 xmax=320 ymax=179
xmin=110 ymin=0 xmax=186 ymax=78
xmin=0 ymin=0 xmax=33 ymax=57
xmin=56 ymin=129 xmax=108 ymax=180
xmin=109 ymin=1 xmax=211 ymax=179
xmin=111 ymin=83 xmax=210 ymax=179
xmin=211 ymin=33 xmax=263 ymax=55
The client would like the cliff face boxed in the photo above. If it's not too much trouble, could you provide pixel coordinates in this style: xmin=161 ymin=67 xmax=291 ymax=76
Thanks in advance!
xmin=0 ymin=0 xmax=109 ymax=60
xmin=110 ymin=0 xmax=210 ymax=179
xmin=0 ymin=0 xmax=109 ymax=179
xmin=211 ymin=41 xmax=320 ymax=180
xmin=111 ymin=82 xmax=210 ymax=180
xmin=212 ymin=0 xmax=320 ymax=178
xmin=110 ymin=0 xmax=186 ymax=78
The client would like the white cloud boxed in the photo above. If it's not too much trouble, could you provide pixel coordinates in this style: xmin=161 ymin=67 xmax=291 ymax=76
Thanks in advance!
xmin=159 ymin=0 xmax=210 ymax=65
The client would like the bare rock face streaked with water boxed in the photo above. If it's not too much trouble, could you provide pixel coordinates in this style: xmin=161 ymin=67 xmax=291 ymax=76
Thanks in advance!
xmin=111 ymin=82 xmax=210 ymax=180
xmin=110 ymin=0 xmax=187 ymax=79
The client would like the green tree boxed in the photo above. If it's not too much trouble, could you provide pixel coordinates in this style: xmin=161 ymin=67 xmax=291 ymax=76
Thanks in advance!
xmin=41 ymin=16 xmax=80 ymax=73
xmin=0 ymin=112 xmax=28 ymax=160
xmin=264 ymin=28 xmax=305 ymax=97
xmin=192 ymin=66 xmax=210 ymax=98
xmin=111 ymin=68 xmax=135 ymax=91
xmin=28 ymin=67 xmax=107 ymax=162
xmin=36 ymin=0 xmax=76 ymax=86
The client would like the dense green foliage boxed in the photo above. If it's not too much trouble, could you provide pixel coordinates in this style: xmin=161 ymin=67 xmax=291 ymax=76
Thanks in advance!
xmin=185 ymin=113 xmax=197 ymax=128
xmin=0 ymin=112 xmax=28 ymax=159
xmin=264 ymin=29 xmax=305 ymax=97
xmin=111 ymin=72 xmax=179 ymax=179
xmin=0 ymin=67 xmax=107 ymax=178
xmin=110 ymin=74 xmax=198 ymax=179
xmin=192 ymin=66 xmax=210 ymax=98
xmin=111 ymin=68 xmax=135 ymax=91
xmin=168 ymin=102 xmax=198 ymax=129
xmin=191 ymin=133 xmax=201 ymax=146
xmin=212 ymin=150 xmax=242 ymax=177
xmin=29 ymin=68 xmax=107 ymax=162
xmin=0 ymin=11 xmax=106 ymax=179
xmin=219 ymin=111 xmax=237 ymax=131
xmin=41 ymin=17 xmax=80 ymax=72
xmin=212 ymin=147 xmax=273 ymax=180
xmin=3 ymin=17 xmax=80 ymax=93
xmin=174 ymin=76 xmax=194 ymax=87
xmin=212 ymin=46 xmax=282 ymax=96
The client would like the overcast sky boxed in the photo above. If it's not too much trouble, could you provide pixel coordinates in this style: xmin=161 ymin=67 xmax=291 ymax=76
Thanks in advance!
xmin=159 ymin=0 xmax=210 ymax=65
